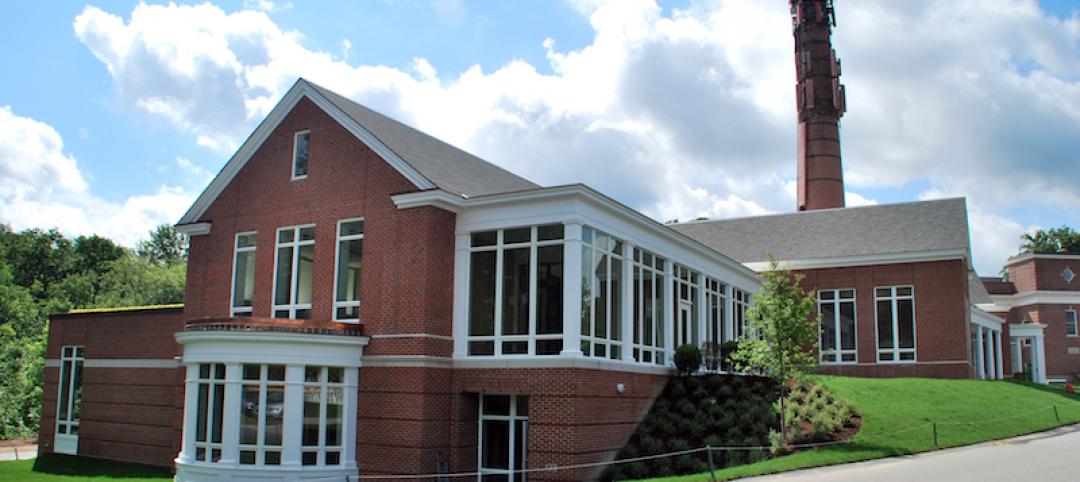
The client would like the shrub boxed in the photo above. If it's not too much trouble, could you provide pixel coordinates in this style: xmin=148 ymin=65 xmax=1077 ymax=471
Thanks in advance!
xmin=674 ymin=343 xmax=702 ymax=376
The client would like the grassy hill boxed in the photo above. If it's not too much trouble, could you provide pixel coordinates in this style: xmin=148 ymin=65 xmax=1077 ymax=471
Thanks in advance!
xmin=643 ymin=376 xmax=1080 ymax=481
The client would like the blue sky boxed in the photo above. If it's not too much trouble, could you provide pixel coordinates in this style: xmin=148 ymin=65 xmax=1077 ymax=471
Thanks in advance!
xmin=1 ymin=0 xmax=1078 ymax=275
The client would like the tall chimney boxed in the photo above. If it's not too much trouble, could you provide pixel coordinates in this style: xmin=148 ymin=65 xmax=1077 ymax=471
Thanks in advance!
xmin=791 ymin=0 xmax=846 ymax=211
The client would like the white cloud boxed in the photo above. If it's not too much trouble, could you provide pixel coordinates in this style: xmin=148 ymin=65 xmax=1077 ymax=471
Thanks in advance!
xmin=72 ymin=0 xmax=1080 ymax=274
xmin=0 ymin=106 xmax=193 ymax=246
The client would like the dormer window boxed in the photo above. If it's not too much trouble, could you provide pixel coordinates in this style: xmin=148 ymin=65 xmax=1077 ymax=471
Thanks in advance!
xmin=292 ymin=130 xmax=310 ymax=179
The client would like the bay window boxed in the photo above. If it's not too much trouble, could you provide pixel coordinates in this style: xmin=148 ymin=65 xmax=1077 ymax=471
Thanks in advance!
xmin=819 ymin=289 xmax=856 ymax=363
xmin=705 ymin=277 xmax=726 ymax=347
xmin=632 ymin=247 xmax=666 ymax=364
xmin=673 ymin=265 xmax=700 ymax=348
xmin=239 ymin=364 xmax=285 ymax=466
xmin=231 ymin=233 xmax=257 ymax=317
xmin=581 ymin=226 xmax=623 ymax=359
xmin=876 ymin=286 xmax=916 ymax=362
xmin=467 ymin=225 xmax=565 ymax=356
xmin=274 ymin=225 xmax=315 ymax=319
xmin=334 ymin=219 xmax=364 ymax=322
xmin=193 ymin=363 xmax=226 ymax=463
xmin=302 ymin=366 xmax=345 ymax=466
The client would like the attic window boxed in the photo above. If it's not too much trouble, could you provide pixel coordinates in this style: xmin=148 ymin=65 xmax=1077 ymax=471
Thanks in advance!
xmin=292 ymin=130 xmax=310 ymax=179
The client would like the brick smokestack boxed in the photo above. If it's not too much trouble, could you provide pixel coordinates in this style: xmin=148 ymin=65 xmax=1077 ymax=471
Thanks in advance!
xmin=792 ymin=0 xmax=846 ymax=211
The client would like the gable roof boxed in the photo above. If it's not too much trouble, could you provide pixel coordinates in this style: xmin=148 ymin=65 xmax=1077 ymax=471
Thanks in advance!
xmin=178 ymin=78 xmax=538 ymax=225
xmin=668 ymin=198 xmax=971 ymax=267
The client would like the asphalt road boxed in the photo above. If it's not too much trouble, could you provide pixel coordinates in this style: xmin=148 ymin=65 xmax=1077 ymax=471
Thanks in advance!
xmin=741 ymin=423 xmax=1080 ymax=482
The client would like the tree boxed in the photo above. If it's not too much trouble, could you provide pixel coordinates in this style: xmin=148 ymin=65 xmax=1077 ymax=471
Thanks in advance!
xmin=1019 ymin=225 xmax=1080 ymax=254
xmin=731 ymin=258 xmax=820 ymax=446
xmin=137 ymin=224 xmax=188 ymax=266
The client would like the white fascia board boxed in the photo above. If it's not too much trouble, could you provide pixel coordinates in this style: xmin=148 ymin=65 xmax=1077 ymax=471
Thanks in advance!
xmin=177 ymin=79 xmax=434 ymax=226
xmin=1005 ymin=252 xmax=1080 ymax=266
xmin=971 ymin=306 xmax=1005 ymax=329
xmin=1009 ymin=323 xmax=1046 ymax=337
xmin=394 ymin=185 xmax=761 ymax=291
xmin=742 ymin=249 xmax=968 ymax=272
xmin=990 ymin=290 xmax=1080 ymax=308
xmin=176 ymin=222 xmax=212 ymax=237
xmin=976 ymin=302 xmax=1010 ymax=314
xmin=176 ymin=330 xmax=370 ymax=367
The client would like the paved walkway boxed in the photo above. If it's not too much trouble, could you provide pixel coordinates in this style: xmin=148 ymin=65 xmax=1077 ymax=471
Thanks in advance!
xmin=0 ymin=445 xmax=37 ymax=462
xmin=742 ymin=423 xmax=1080 ymax=482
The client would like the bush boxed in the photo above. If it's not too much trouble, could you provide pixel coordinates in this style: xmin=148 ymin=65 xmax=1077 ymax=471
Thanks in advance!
xmin=674 ymin=344 xmax=702 ymax=376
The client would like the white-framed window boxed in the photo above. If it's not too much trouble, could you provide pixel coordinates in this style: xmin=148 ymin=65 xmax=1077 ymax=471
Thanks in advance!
xmin=632 ymin=247 xmax=666 ymax=365
xmin=705 ymin=277 xmax=726 ymax=347
xmin=273 ymin=225 xmax=315 ymax=319
xmin=478 ymin=394 xmax=528 ymax=481
xmin=581 ymin=226 xmax=623 ymax=359
xmin=467 ymin=225 xmax=565 ymax=356
xmin=55 ymin=346 xmax=84 ymax=438
xmin=875 ymin=285 xmax=916 ymax=362
xmin=193 ymin=363 xmax=226 ymax=463
xmin=1066 ymin=308 xmax=1077 ymax=337
xmin=231 ymin=233 xmax=257 ymax=317
xmin=819 ymin=289 xmax=856 ymax=364
xmin=301 ymin=366 xmax=345 ymax=466
xmin=239 ymin=364 xmax=286 ymax=466
xmin=333 ymin=219 xmax=364 ymax=322
xmin=292 ymin=130 xmax=310 ymax=180
xmin=732 ymin=288 xmax=750 ymax=339
xmin=673 ymin=264 xmax=700 ymax=348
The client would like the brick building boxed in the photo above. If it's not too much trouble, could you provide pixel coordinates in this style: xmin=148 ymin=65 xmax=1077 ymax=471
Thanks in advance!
xmin=37 ymin=1 xmax=1032 ymax=480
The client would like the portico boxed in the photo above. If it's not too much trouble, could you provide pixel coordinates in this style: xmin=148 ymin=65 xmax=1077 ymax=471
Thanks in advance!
xmin=971 ymin=308 xmax=1005 ymax=380
xmin=1007 ymin=323 xmax=1048 ymax=384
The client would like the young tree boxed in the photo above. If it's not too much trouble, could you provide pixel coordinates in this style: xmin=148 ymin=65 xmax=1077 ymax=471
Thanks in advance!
xmin=137 ymin=224 xmax=188 ymax=266
xmin=731 ymin=259 xmax=820 ymax=445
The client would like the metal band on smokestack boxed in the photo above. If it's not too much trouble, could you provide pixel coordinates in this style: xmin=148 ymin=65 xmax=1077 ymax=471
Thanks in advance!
xmin=792 ymin=0 xmax=846 ymax=211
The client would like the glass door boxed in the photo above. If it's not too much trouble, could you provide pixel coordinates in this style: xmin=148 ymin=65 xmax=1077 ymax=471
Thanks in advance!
xmin=478 ymin=394 xmax=528 ymax=481
xmin=55 ymin=346 xmax=84 ymax=455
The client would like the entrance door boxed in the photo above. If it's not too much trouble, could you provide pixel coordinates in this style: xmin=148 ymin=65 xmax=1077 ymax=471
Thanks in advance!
xmin=677 ymin=301 xmax=693 ymax=347
xmin=479 ymin=394 xmax=528 ymax=481
xmin=55 ymin=346 xmax=84 ymax=455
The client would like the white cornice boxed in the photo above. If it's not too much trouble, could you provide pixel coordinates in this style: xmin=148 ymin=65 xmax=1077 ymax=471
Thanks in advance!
xmin=989 ymin=290 xmax=1080 ymax=308
xmin=176 ymin=222 xmax=211 ymax=237
xmin=742 ymin=249 xmax=968 ymax=272
xmin=177 ymin=79 xmax=434 ymax=226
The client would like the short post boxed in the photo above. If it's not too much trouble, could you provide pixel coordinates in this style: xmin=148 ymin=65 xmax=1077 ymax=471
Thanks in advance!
xmin=932 ymin=422 xmax=939 ymax=448
xmin=1053 ymin=405 xmax=1060 ymax=423
xmin=706 ymin=446 xmax=718 ymax=482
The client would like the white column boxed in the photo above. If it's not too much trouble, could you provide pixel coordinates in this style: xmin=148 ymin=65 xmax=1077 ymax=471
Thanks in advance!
xmin=621 ymin=242 xmax=636 ymax=363
xmin=663 ymin=259 xmax=675 ymax=365
xmin=343 ymin=367 xmax=359 ymax=469
xmin=1012 ymin=337 xmax=1022 ymax=375
xmin=724 ymin=284 xmax=734 ymax=343
xmin=281 ymin=364 xmax=305 ymax=468
xmin=452 ymin=233 xmax=471 ymax=358
xmin=994 ymin=330 xmax=1004 ymax=380
xmin=219 ymin=363 xmax=241 ymax=464
xmin=1034 ymin=332 xmax=1048 ymax=384
xmin=561 ymin=223 xmax=584 ymax=357
xmin=975 ymin=326 xmax=985 ymax=380
xmin=178 ymin=364 xmax=200 ymax=464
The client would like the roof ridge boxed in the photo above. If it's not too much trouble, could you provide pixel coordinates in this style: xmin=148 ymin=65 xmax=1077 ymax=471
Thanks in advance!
xmin=671 ymin=196 xmax=967 ymax=226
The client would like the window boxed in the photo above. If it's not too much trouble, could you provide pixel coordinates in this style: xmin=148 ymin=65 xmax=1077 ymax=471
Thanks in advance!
xmin=1066 ymin=309 xmax=1077 ymax=337
xmin=302 ymin=366 xmax=345 ymax=466
xmin=819 ymin=289 xmax=856 ymax=363
xmin=231 ymin=233 xmax=257 ymax=317
xmin=705 ymin=278 xmax=726 ymax=346
xmin=467 ymin=225 xmax=564 ymax=356
xmin=673 ymin=265 xmax=700 ymax=348
xmin=479 ymin=394 xmax=528 ymax=481
xmin=55 ymin=346 xmax=84 ymax=446
xmin=732 ymin=288 xmax=750 ymax=339
xmin=292 ymin=130 xmax=310 ymax=179
xmin=334 ymin=220 xmax=364 ymax=322
xmin=875 ymin=286 xmax=916 ymax=362
xmin=240 ymin=364 xmax=286 ymax=466
xmin=193 ymin=363 xmax=226 ymax=463
xmin=632 ymin=247 xmax=666 ymax=365
xmin=581 ymin=226 xmax=623 ymax=359
xmin=273 ymin=226 xmax=315 ymax=319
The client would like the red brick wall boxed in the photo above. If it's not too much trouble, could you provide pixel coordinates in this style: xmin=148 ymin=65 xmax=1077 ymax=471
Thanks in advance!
xmin=1007 ymin=304 xmax=1080 ymax=379
xmin=796 ymin=259 xmax=974 ymax=378
xmin=184 ymin=97 xmax=456 ymax=355
xmin=1008 ymin=256 xmax=1080 ymax=293
xmin=39 ymin=308 xmax=185 ymax=467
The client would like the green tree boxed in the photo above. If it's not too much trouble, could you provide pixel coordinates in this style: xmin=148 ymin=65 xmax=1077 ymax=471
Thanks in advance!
xmin=0 ymin=262 xmax=45 ymax=438
xmin=1019 ymin=225 xmax=1080 ymax=254
xmin=0 ymin=226 xmax=74 ymax=298
xmin=137 ymin=224 xmax=188 ymax=266
xmin=95 ymin=252 xmax=186 ymax=307
xmin=731 ymin=259 xmax=820 ymax=445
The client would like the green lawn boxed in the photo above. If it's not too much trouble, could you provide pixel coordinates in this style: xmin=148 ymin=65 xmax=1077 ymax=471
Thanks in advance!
xmin=0 ymin=454 xmax=172 ymax=481
xmin=642 ymin=376 xmax=1080 ymax=481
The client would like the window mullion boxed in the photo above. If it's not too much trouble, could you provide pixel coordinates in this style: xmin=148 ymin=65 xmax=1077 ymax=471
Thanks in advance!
xmin=494 ymin=231 xmax=504 ymax=356
xmin=319 ymin=372 xmax=328 ymax=465
xmin=528 ymin=230 xmax=538 ymax=356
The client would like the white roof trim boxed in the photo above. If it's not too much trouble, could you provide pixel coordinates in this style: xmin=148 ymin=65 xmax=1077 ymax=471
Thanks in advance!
xmin=177 ymin=79 xmax=435 ymax=226
xmin=989 ymin=290 xmax=1080 ymax=308
xmin=1006 ymin=251 xmax=1080 ymax=266
xmin=971 ymin=306 xmax=1004 ymax=329
xmin=742 ymin=249 xmax=968 ymax=272
xmin=176 ymin=222 xmax=211 ymax=237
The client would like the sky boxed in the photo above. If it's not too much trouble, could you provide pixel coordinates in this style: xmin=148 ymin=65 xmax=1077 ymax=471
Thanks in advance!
xmin=1 ymin=0 xmax=1078 ymax=276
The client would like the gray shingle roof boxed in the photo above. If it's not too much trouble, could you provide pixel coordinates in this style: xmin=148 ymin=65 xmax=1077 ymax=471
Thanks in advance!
xmin=669 ymin=198 xmax=970 ymax=264
xmin=307 ymin=80 xmax=539 ymax=198
xmin=968 ymin=271 xmax=994 ymax=304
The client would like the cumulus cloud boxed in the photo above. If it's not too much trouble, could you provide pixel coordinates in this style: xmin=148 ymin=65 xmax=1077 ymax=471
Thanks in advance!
xmin=71 ymin=0 xmax=1080 ymax=274
xmin=0 ymin=106 xmax=193 ymax=246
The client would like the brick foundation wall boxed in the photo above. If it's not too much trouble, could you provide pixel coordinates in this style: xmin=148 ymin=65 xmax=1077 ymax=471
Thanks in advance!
xmin=39 ymin=308 xmax=186 ymax=467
